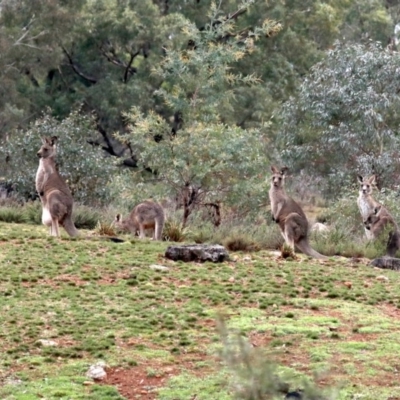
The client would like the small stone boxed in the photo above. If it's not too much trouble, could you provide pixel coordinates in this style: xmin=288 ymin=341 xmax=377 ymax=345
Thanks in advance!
xmin=228 ymin=276 xmax=235 ymax=282
xmin=37 ymin=339 xmax=58 ymax=347
xmin=343 ymin=281 xmax=352 ymax=288
xmin=86 ymin=362 xmax=108 ymax=380
xmin=149 ymin=264 xmax=170 ymax=272
xmin=83 ymin=381 xmax=95 ymax=386
xmin=376 ymin=275 xmax=389 ymax=282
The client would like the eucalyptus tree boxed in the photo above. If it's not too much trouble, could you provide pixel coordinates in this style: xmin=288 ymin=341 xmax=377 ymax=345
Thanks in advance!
xmin=116 ymin=1 xmax=282 ymax=226
xmin=280 ymin=41 xmax=400 ymax=197
xmin=0 ymin=0 xmax=394 ymax=146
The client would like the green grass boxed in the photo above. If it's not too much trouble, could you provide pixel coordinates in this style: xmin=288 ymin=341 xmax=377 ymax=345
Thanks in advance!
xmin=1 ymin=222 xmax=400 ymax=399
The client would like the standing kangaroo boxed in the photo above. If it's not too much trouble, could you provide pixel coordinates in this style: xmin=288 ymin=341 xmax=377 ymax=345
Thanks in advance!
xmin=36 ymin=136 xmax=79 ymax=237
xmin=357 ymin=175 xmax=381 ymax=240
xmin=114 ymin=200 xmax=165 ymax=240
xmin=269 ymin=166 xmax=327 ymax=259
xmin=364 ymin=205 xmax=400 ymax=257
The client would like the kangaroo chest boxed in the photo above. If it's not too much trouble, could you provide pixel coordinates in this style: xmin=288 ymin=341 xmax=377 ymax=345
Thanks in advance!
xmin=358 ymin=195 xmax=374 ymax=219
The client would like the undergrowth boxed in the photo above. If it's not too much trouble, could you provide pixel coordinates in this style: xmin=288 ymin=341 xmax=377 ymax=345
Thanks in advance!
xmin=0 ymin=193 xmax=395 ymax=258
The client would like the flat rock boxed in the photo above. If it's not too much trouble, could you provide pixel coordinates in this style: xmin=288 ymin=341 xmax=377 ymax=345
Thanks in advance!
xmin=370 ymin=257 xmax=400 ymax=271
xmin=165 ymin=244 xmax=229 ymax=263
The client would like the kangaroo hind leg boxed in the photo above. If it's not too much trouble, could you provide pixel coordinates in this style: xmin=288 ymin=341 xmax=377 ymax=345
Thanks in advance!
xmin=284 ymin=224 xmax=296 ymax=251
xmin=138 ymin=224 xmax=146 ymax=239
xmin=50 ymin=218 xmax=60 ymax=237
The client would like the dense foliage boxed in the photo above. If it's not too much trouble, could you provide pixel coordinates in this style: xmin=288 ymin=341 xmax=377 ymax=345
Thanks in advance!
xmin=0 ymin=0 xmax=399 ymax=206
xmin=280 ymin=42 xmax=400 ymax=197
xmin=116 ymin=2 xmax=280 ymax=224
xmin=0 ymin=110 xmax=114 ymax=205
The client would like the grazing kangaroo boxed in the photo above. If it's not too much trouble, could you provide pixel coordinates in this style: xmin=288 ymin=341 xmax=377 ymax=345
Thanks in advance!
xmin=364 ymin=205 xmax=400 ymax=257
xmin=357 ymin=175 xmax=381 ymax=240
xmin=36 ymin=136 xmax=79 ymax=237
xmin=269 ymin=166 xmax=327 ymax=259
xmin=114 ymin=200 xmax=165 ymax=240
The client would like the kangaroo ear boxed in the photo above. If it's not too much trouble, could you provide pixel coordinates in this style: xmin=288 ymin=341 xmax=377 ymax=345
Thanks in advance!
xmin=50 ymin=136 xmax=58 ymax=146
xmin=271 ymin=165 xmax=279 ymax=174
xmin=115 ymin=214 xmax=121 ymax=222
xmin=357 ymin=175 xmax=363 ymax=183
xmin=369 ymin=175 xmax=377 ymax=185
xmin=41 ymin=136 xmax=49 ymax=145
xmin=280 ymin=167 xmax=288 ymax=175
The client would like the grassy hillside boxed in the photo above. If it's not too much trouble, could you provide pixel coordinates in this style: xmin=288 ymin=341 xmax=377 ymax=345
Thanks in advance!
xmin=0 ymin=222 xmax=400 ymax=399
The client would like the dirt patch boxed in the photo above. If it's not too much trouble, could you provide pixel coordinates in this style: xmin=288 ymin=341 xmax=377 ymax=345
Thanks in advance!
xmin=103 ymin=364 xmax=176 ymax=400
xmin=102 ymin=354 xmax=215 ymax=400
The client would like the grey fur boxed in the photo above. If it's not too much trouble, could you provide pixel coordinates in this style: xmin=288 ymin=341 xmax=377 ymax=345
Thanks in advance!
xmin=269 ymin=166 xmax=327 ymax=259
xmin=36 ymin=136 xmax=79 ymax=237
xmin=114 ymin=200 xmax=165 ymax=240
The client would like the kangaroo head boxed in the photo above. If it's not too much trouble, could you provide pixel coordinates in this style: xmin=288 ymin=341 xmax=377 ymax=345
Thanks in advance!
xmin=357 ymin=175 xmax=376 ymax=195
xmin=114 ymin=213 xmax=122 ymax=224
xmin=270 ymin=165 xmax=288 ymax=189
xmin=37 ymin=136 xmax=58 ymax=159
xmin=364 ymin=205 xmax=381 ymax=229
xmin=113 ymin=214 xmax=127 ymax=230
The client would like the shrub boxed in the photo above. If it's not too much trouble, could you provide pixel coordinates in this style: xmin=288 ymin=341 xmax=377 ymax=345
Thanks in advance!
xmin=0 ymin=207 xmax=28 ymax=224
xmin=73 ymin=205 xmax=104 ymax=230
xmin=217 ymin=317 xmax=337 ymax=400
xmin=0 ymin=110 xmax=115 ymax=206
xmin=163 ymin=218 xmax=189 ymax=242
xmin=23 ymin=202 xmax=42 ymax=225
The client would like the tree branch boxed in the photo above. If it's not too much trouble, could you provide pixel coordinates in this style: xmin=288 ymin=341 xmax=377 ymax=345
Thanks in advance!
xmin=61 ymin=45 xmax=97 ymax=84
xmin=100 ymin=45 xmax=139 ymax=83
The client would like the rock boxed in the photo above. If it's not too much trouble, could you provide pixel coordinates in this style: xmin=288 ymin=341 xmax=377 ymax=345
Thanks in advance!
xmin=310 ymin=222 xmax=330 ymax=234
xmin=285 ymin=391 xmax=303 ymax=399
xmin=376 ymin=275 xmax=389 ymax=282
xmin=149 ymin=264 xmax=170 ymax=272
xmin=370 ymin=257 xmax=400 ymax=271
xmin=165 ymin=244 xmax=229 ymax=263
xmin=86 ymin=362 xmax=108 ymax=380
xmin=37 ymin=339 xmax=58 ymax=347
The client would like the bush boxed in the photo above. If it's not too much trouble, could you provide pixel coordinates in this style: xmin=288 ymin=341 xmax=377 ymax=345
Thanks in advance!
xmin=0 ymin=207 xmax=28 ymax=224
xmin=217 ymin=317 xmax=337 ymax=400
xmin=73 ymin=205 xmax=105 ymax=230
xmin=0 ymin=110 xmax=115 ymax=206
xmin=163 ymin=217 xmax=189 ymax=242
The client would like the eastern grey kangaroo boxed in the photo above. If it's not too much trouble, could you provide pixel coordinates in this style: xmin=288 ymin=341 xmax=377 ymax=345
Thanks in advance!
xmin=269 ymin=166 xmax=327 ymax=259
xmin=36 ymin=136 xmax=79 ymax=237
xmin=357 ymin=175 xmax=381 ymax=240
xmin=114 ymin=200 xmax=165 ymax=240
xmin=364 ymin=205 xmax=400 ymax=257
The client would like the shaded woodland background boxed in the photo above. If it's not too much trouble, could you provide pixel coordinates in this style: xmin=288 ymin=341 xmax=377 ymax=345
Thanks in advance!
xmin=1 ymin=0 xmax=400 ymax=219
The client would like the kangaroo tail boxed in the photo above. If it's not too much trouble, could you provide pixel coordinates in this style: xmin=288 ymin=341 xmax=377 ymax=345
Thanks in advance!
xmin=107 ymin=237 xmax=125 ymax=243
xmin=83 ymin=235 xmax=125 ymax=243
xmin=296 ymin=239 xmax=327 ymax=260
xmin=63 ymin=218 xmax=80 ymax=237
xmin=386 ymin=230 xmax=400 ymax=257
